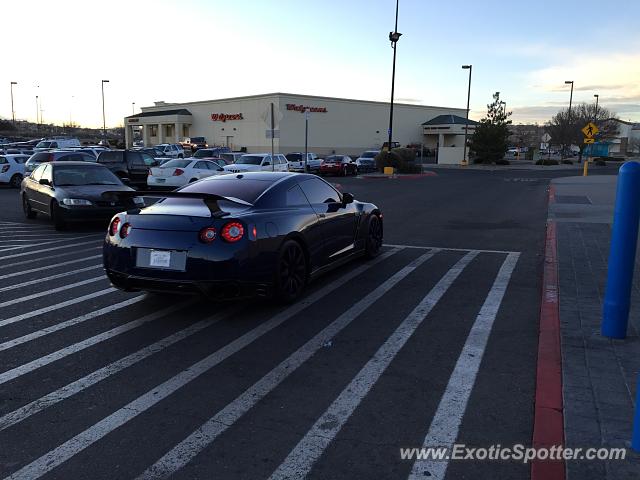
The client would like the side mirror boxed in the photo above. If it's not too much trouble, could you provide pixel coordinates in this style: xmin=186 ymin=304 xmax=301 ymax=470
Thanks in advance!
xmin=342 ymin=192 xmax=354 ymax=205
xmin=39 ymin=178 xmax=50 ymax=186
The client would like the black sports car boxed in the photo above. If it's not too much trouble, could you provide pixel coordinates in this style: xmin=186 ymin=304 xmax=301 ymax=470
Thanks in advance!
xmin=102 ymin=172 xmax=383 ymax=302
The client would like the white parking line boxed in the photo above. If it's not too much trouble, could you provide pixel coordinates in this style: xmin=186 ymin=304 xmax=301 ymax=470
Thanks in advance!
xmin=0 ymin=296 xmax=145 ymax=352
xmin=268 ymin=251 xmax=478 ymax=480
xmin=0 ymin=265 xmax=101 ymax=293
xmin=0 ymin=240 xmax=102 ymax=261
xmin=0 ymin=306 xmax=239 ymax=432
xmin=0 ymin=232 xmax=77 ymax=237
xmin=0 ymin=276 xmax=105 ymax=312
xmin=0 ymin=234 xmax=101 ymax=253
xmin=0 ymin=247 xmax=101 ymax=271
xmin=136 ymin=250 xmax=437 ymax=480
xmin=0 ymin=255 xmax=102 ymax=280
xmin=0 ymin=300 xmax=194 ymax=386
xmin=0 ymin=287 xmax=116 ymax=328
xmin=3 ymin=249 xmax=403 ymax=480
xmin=408 ymin=252 xmax=520 ymax=480
xmin=384 ymin=243 xmax=519 ymax=255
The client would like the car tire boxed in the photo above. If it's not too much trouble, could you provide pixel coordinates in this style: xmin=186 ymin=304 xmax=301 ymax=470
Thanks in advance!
xmin=10 ymin=173 xmax=23 ymax=188
xmin=50 ymin=200 xmax=67 ymax=231
xmin=178 ymin=154 xmax=184 ymax=159
xmin=22 ymin=195 xmax=37 ymax=219
xmin=364 ymin=214 xmax=383 ymax=259
xmin=274 ymin=239 xmax=307 ymax=303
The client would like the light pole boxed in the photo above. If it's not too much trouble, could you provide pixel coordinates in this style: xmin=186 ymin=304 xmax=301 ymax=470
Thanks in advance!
xmin=35 ymin=95 xmax=39 ymax=126
xmin=101 ymin=79 xmax=109 ymax=138
xmin=132 ymin=102 xmax=135 ymax=115
xmin=565 ymin=80 xmax=574 ymax=157
xmin=594 ymin=94 xmax=599 ymax=122
xmin=10 ymin=82 xmax=17 ymax=124
xmin=387 ymin=0 xmax=402 ymax=156
xmin=461 ymin=65 xmax=472 ymax=165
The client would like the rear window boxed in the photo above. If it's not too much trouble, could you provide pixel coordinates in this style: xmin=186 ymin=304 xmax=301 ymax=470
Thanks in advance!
xmin=361 ymin=151 xmax=378 ymax=158
xmin=286 ymin=153 xmax=302 ymax=162
xmin=161 ymin=160 xmax=191 ymax=168
xmin=179 ymin=177 xmax=274 ymax=203
xmin=28 ymin=152 xmax=52 ymax=163
xmin=35 ymin=141 xmax=52 ymax=149
xmin=97 ymin=151 xmax=123 ymax=163
xmin=191 ymin=137 xmax=205 ymax=143
xmin=193 ymin=149 xmax=213 ymax=158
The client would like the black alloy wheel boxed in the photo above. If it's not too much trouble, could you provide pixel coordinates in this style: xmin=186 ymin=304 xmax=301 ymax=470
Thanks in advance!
xmin=10 ymin=173 xmax=23 ymax=188
xmin=276 ymin=240 xmax=307 ymax=303
xmin=365 ymin=215 xmax=383 ymax=258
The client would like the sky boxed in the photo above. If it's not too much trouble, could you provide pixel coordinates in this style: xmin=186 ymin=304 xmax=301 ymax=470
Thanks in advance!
xmin=1 ymin=0 xmax=639 ymax=128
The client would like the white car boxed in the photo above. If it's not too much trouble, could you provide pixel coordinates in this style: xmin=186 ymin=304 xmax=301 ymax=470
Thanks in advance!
xmin=155 ymin=143 xmax=185 ymax=159
xmin=147 ymin=159 xmax=226 ymax=189
xmin=0 ymin=153 xmax=29 ymax=188
xmin=223 ymin=153 xmax=289 ymax=173
xmin=355 ymin=150 xmax=379 ymax=173
xmin=286 ymin=152 xmax=321 ymax=173
xmin=33 ymin=138 xmax=81 ymax=152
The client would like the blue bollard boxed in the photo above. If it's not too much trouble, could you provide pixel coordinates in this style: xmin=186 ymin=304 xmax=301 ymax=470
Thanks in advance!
xmin=602 ymin=161 xmax=640 ymax=339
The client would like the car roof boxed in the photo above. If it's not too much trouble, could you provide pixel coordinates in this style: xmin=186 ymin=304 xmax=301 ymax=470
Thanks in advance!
xmin=1 ymin=154 xmax=29 ymax=159
xmin=49 ymin=161 xmax=108 ymax=167
xmin=205 ymin=171 xmax=304 ymax=181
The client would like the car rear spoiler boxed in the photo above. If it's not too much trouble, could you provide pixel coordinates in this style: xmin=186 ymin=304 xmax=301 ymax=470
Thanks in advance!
xmin=101 ymin=191 xmax=253 ymax=217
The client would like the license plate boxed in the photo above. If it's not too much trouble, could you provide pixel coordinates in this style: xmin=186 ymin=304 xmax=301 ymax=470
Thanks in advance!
xmin=149 ymin=250 xmax=171 ymax=267
xmin=156 ymin=178 xmax=166 ymax=183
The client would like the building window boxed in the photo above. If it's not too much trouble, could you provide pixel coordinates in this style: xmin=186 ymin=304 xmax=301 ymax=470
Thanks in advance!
xmin=149 ymin=125 xmax=158 ymax=137
xmin=165 ymin=125 xmax=172 ymax=137
xmin=183 ymin=124 xmax=189 ymax=137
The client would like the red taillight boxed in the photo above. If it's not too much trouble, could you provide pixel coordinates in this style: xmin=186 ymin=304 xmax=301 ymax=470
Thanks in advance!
xmin=252 ymin=225 xmax=257 ymax=239
xmin=109 ymin=217 xmax=120 ymax=236
xmin=173 ymin=168 xmax=184 ymax=176
xmin=199 ymin=226 xmax=217 ymax=243
xmin=221 ymin=222 xmax=244 ymax=243
xmin=120 ymin=223 xmax=132 ymax=239
xmin=1 ymin=165 xmax=9 ymax=173
xmin=48 ymin=153 xmax=55 ymax=162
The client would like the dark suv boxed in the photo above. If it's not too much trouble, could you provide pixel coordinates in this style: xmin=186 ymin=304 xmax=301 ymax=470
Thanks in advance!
xmin=96 ymin=150 xmax=158 ymax=188
xmin=25 ymin=150 xmax=96 ymax=175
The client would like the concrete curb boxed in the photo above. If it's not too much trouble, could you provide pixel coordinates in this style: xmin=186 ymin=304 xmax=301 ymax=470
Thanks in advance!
xmin=360 ymin=172 xmax=437 ymax=179
xmin=531 ymin=184 xmax=565 ymax=480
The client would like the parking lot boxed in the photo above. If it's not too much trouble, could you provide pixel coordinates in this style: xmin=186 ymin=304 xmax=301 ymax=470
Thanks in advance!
xmin=0 ymin=169 xmax=557 ymax=479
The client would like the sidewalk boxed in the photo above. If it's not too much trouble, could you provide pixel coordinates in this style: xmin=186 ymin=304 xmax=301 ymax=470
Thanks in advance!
xmin=549 ymin=173 xmax=640 ymax=478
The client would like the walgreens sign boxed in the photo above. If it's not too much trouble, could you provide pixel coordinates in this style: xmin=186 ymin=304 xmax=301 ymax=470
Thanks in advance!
xmin=286 ymin=104 xmax=327 ymax=113
xmin=211 ymin=113 xmax=244 ymax=122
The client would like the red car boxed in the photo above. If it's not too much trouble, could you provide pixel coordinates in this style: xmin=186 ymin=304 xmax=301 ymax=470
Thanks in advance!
xmin=320 ymin=155 xmax=357 ymax=176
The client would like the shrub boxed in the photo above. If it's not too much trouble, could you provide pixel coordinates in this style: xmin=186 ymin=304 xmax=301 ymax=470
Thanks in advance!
xmin=562 ymin=159 xmax=573 ymax=165
xmin=375 ymin=148 xmax=421 ymax=174
xmin=536 ymin=159 xmax=559 ymax=166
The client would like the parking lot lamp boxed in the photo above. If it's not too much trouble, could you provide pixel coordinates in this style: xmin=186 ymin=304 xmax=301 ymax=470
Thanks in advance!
xmin=565 ymin=80 xmax=574 ymax=155
xmin=35 ymin=95 xmax=39 ymax=126
xmin=593 ymin=94 xmax=599 ymax=122
xmin=387 ymin=0 xmax=402 ymax=156
xmin=461 ymin=65 xmax=472 ymax=165
xmin=132 ymin=102 xmax=135 ymax=115
xmin=101 ymin=80 xmax=110 ymax=138
xmin=10 ymin=82 xmax=17 ymax=124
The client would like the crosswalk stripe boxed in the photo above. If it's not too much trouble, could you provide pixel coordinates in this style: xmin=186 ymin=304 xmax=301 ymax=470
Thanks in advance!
xmin=2 ymin=249 xmax=402 ymax=480
xmin=0 ymin=247 xmax=101 ymax=271
xmin=0 ymin=287 xmax=117 ymax=328
xmin=0 ymin=300 xmax=194 ymax=386
xmin=0 ymin=306 xmax=239 ymax=432
xmin=0 ymin=276 xmax=105 ymax=311
xmin=0 ymin=240 xmax=101 ymax=261
xmin=0 ymin=296 xmax=145 ymax=352
xmin=268 ymin=251 xmax=478 ymax=480
xmin=0 ymin=265 xmax=101 ymax=293
xmin=0 ymin=234 xmax=101 ymax=253
xmin=407 ymin=252 xmax=520 ymax=480
xmin=135 ymin=249 xmax=438 ymax=480
xmin=0 ymin=255 xmax=102 ymax=280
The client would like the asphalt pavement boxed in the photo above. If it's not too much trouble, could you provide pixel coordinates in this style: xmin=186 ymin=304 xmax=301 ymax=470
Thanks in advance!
xmin=0 ymin=167 xmax=615 ymax=479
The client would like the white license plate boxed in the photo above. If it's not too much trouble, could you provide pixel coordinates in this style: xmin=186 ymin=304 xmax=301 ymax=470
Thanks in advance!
xmin=156 ymin=178 xmax=166 ymax=183
xmin=149 ymin=250 xmax=171 ymax=267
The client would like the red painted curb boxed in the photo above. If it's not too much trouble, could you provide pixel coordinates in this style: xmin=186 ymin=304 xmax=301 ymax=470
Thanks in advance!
xmin=531 ymin=185 xmax=565 ymax=480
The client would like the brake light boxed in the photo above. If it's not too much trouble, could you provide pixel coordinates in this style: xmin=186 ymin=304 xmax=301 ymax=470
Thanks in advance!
xmin=221 ymin=222 xmax=244 ymax=242
xmin=1 ymin=165 xmax=9 ymax=173
xmin=48 ymin=153 xmax=54 ymax=162
xmin=173 ymin=168 xmax=184 ymax=176
xmin=148 ymin=170 xmax=153 ymax=176
xmin=120 ymin=223 xmax=132 ymax=239
xmin=199 ymin=226 xmax=217 ymax=243
xmin=109 ymin=217 xmax=120 ymax=236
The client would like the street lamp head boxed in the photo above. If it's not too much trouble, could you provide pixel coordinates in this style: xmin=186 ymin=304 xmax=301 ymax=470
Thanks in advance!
xmin=594 ymin=94 xmax=599 ymax=98
xmin=11 ymin=81 xmax=17 ymax=85
xmin=102 ymin=79 xmax=110 ymax=83
xmin=388 ymin=31 xmax=402 ymax=43
xmin=565 ymin=80 xmax=573 ymax=85
xmin=462 ymin=65 xmax=471 ymax=69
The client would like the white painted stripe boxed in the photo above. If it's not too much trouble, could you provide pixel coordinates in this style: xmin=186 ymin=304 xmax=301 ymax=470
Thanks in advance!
xmin=0 ymin=287 xmax=116 ymax=328
xmin=0 ymin=276 xmax=104 ymax=311
xmin=136 ymin=250 xmax=437 ymax=480
xmin=0 ymin=239 xmax=57 ymax=243
xmin=0 ymin=296 xmax=145 ymax=352
xmin=4 ymin=249 xmax=402 ymax=480
xmin=0 ymin=306 xmax=239 ymax=432
xmin=0 ymin=240 xmax=101 ymax=261
xmin=0 ymin=255 xmax=102 ymax=280
xmin=0 ymin=265 xmax=101 ymax=293
xmin=408 ymin=252 xmax=520 ymax=480
xmin=384 ymin=243 xmax=519 ymax=255
xmin=0 ymin=232 xmax=76 ymax=237
xmin=269 ymin=251 xmax=478 ymax=480
xmin=0 ymin=247 xmax=101 ymax=271
xmin=0 ymin=234 xmax=101 ymax=253
xmin=0 ymin=300 xmax=193 ymax=386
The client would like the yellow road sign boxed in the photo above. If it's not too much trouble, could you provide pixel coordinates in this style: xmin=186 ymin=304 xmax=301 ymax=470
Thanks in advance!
xmin=584 ymin=138 xmax=595 ymax=144
xmin=581 ymin=122 xmax=599 ymax=138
